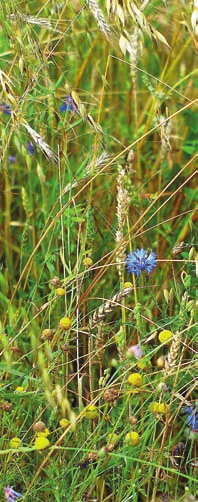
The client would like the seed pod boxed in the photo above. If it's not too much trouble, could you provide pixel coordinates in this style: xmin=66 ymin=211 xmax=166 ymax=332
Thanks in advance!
xmin=49 ymin=276 xmax=60 ymax=287
xmin=103 ymin=388 xmax=118 ymax=404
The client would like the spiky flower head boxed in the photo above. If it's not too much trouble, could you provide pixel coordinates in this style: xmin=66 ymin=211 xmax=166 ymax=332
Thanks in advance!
xmin=26 ymin=142 xmax=34 ymax=156
xmin=126 ymin=248 xmax=157 ymax=276
xmin=127 ymin=344 xmax=143 ymax=359
xmin=1 ymin=103 xmax=12 ymax=115
xmin=4 ymin=486 xmax=23 ymax=501
xmin=183 ymin=406 xmax=198 ymax=433
xmin=59 ymin=95 xmax=76 ymax=113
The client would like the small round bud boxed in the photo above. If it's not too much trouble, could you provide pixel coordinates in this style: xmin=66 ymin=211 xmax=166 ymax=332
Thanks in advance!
xmin=156 ymin=356 xmax=166 ymax=368
xmin=83 ymin=257 xmax=93 ymax=268
xmin=41 ymin=329 xmax=54 ymax=340
xmin=157 ymin=382 xmax=168 ymax=392
xmin=56 ymin=287 xmax=65 ymax=296
xmin=129 ymin=416 xmax=138 ymax=425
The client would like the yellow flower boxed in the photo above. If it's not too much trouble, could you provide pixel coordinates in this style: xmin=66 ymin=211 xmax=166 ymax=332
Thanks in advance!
xmin=84 ymin=405 xmax=98 ymax=420
xmin=15 ymin=386 xmax=26 ymax=393
xmin=36 ymin=428 xmax=49 ymax=437
xmin=150 ymin=402 xmax=169 ymax=414
xmin=158 ymin=330 xmax=173 ymax=344
xmin=157 ymin=403 xmax=169 ymax=413
xmin=34 ymin=437 xmax=50 ymax=450
xmin=59 ymin=317 xmax=71 ymax=331
xmin=128 ymin=373 xmax=143 ymax=387
xmin=9 ymin=437 xmax=21 ymax=449
xmin=125 ymin=431 xmax=140 ymax=446
xmin=60 ymin=419 xmax=70 ymax=428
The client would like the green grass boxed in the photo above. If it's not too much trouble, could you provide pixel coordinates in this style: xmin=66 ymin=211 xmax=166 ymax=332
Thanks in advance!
xmin=0 ymin=1 xmax=197 ymax=501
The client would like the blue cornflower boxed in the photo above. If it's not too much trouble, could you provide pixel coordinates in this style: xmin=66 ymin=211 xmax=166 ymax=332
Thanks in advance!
xmin=183 ymin=406 xmax=198 ymax=432
xmin=126 ymin=248 xmax=157 ymax=276
xmin=26 ymin=142 xmax=34 ymax=156
xmin=59 ymin=95 xmax=76 ymax=113
xmin=1 ymin=103 xmax=12 ymax=116
xmin=4 ymin=486 xmax=23 ymax=501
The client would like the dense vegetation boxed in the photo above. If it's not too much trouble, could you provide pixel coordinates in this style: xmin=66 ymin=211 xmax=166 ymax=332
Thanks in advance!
xmin=0 ymin=1 xmax=197 ymax=501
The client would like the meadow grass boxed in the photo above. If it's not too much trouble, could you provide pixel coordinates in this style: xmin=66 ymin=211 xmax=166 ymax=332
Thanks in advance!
xmin=0 ymin=1 xmax=197 ymax=501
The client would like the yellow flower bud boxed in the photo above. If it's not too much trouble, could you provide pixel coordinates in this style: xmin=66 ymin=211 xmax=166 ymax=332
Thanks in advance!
xmin=9 ymin=437 xmax=21 ymax=449
xmin=84 ymin=405 xmax=98 ymax=420
xmin=60 ymin=419 xmax=70 ymax=428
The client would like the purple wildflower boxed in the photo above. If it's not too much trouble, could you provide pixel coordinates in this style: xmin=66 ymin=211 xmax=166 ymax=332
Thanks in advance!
xmin=1 ymin=103 xmax=12 ymax=116
xmin=126 ymin=249 xmax=157 ymax=276
xmin=8 ymin=155 xmax=16 ymax=165
xmin=128 ymin=344 xmax=143 ymax=359
xmin=26 ymin=142 xmax=34 ymax=156
xmin=59 ymin=95 xmax=76 ymax=113
xmin=183 ymin=406 xmax=198 ymax=433
xmin=4 ymin=486 xmax=23 ymax=502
